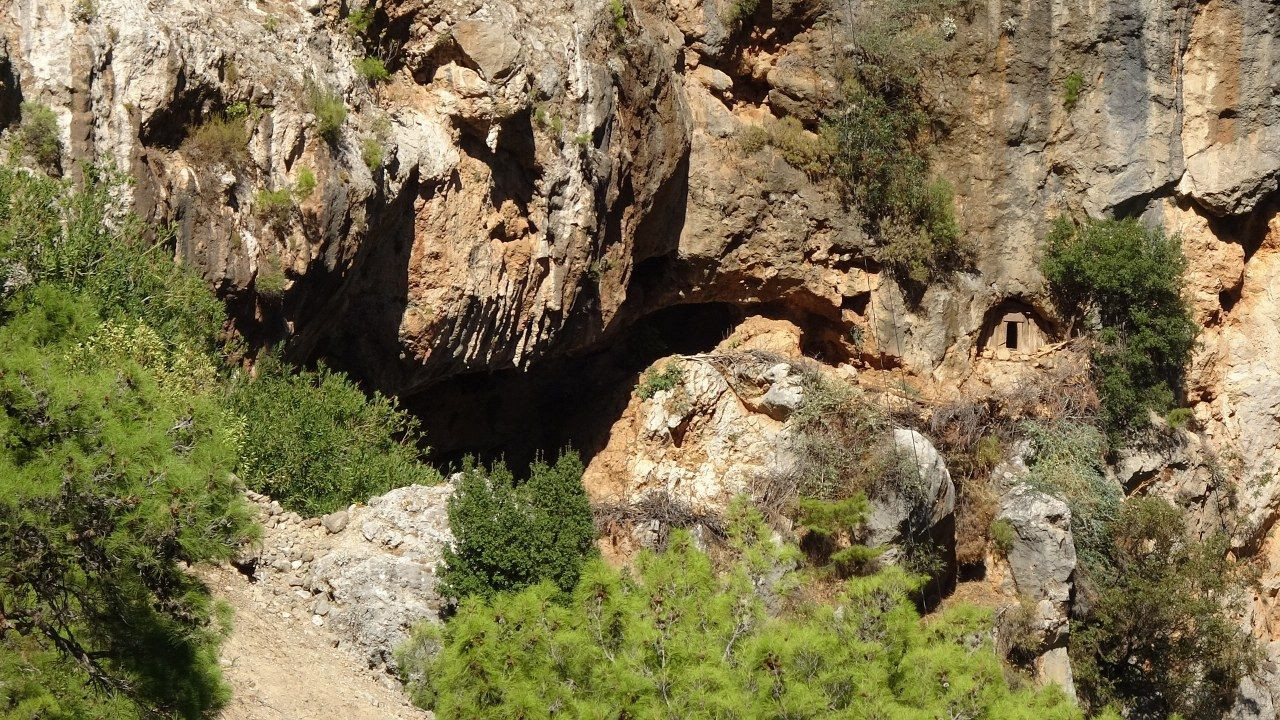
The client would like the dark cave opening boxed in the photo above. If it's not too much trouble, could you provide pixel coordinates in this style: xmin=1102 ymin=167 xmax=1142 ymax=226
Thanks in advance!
xmin=405 ymin=302 xmax=744 ymax=474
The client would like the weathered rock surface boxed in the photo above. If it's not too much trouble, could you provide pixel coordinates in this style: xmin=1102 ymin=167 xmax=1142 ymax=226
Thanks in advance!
xmin=237 ymin=485 xmax=453 ymax=671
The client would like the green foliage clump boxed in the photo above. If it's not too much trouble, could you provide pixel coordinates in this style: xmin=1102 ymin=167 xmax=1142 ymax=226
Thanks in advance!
xmin=254 ymin=253 xmax=288 ymax=297
xmin=17 ymin=102 xmax=62 ymax=172
xmin=823 ymin=0 xmax=970 ymax=284
xmin=0 ymin=287 xmax=254 ymax=718
xmin=635 ymin=360 xmax=684 ymax=399
xmin=722 ymin=0 xmax=760 ymax=26
xmin=438 ymin=451 xmax=595 ymax=603
xmin=1042 ymin=216 xmax=1198 ymax=438
xmin=989 ymin=517 xmax=1015 ymax=556
xmin=183 ymin=112 xmax=250 ymax=168
xmin=228 ymin=356 xmax=439 ymax=516
xmin=254 ymin=187 xmax=294 ymax=228
xmin=0 ymin=163 xmax=225 ymax=348
xmin=737 ymin=117 xmax=834 ymax=176
xmin=608 ymin=0 xmax=627 ymax=35
xmin=356 ymin=56 xmax=391 ymax=84
xmin=1071 ymin=497 xmax=1258 ymax=719
xmin=294 ymin=166 xmax=318 ymax=199
xmin=1063 ymin=71 xmax=1084 ymax=110
xmin=401 ymin=506 xmax=1090 ymax=720
xmin=347 ymin=5 xmax=375 ymax=34
xmin=308 ymin=85 xmax=348 ymax=144
xmin=361 ymin=136 xmax=385 ymax=171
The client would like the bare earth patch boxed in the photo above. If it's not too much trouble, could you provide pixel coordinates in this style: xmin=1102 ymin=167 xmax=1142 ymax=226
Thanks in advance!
xmin=199 ymin=563 xmax=431 ymax=720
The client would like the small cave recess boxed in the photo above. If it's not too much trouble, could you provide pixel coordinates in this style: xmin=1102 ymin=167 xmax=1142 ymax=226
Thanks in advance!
xmin=403 ymin=302 xmax=745 ymax=474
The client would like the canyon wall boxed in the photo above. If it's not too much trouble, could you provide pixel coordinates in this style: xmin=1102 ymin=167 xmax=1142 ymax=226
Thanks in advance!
xmin=3 ymin=0 xmax=1279 ymax=705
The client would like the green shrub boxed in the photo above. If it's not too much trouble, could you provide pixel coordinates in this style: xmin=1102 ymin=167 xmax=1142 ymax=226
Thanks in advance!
xmin=183 ymin=113 xmax=250 ymax=168
xmin=989 ymin=517 xmax=1015 ymax=556
xmin=0 ymin=286 xmax=254 ymax=717
xmin=1042 ymin=216 xmax=1198 ymax=439
xmin=635 ymin=360 xmax=684 ymax=399
xmin=294 ymin=166 xmax=318 ymax=199
xmin=400 ymin=507 xmax=1091 ymax=719
xmin=254 ymin=187 xmax=294 ymax=228
xmin=18 ymin=102 xmax=61 ymax=171
xmin=1166 ymin=406 xmax=1193 ymax=429
xmin=1071 ymin=497 xmax=1257 ymax=719
xmin=228 ymin=356 xmax=439 ymax=516
xmin=356 ymin=56 xmax=391 ymax=83
xmin=438 ymin=451 xmax=595 ymax=603
xmin=1063 ymin=71 xmax=1084 ymax=110
xmin=608 ymin=0 xmax=627 ymax=34
xmin=255 ymin=253 xmax=287 ymax=297
xmin=308 ymin=85 xmax=347 ymax=144
xmin=347 ymin=5 xmax=375 ymax=34
xmin=0 ymin=162 xmax=225 ymax=348
xmin=723 ymin=0 xmax=760 ymax=25
xmin=361 ymin=136 xmax=385 ymax=171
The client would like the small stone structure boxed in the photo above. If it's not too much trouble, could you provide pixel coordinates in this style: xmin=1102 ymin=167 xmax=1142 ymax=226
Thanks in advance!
xmin=979 ymin=301 xmax=1048 ymax=360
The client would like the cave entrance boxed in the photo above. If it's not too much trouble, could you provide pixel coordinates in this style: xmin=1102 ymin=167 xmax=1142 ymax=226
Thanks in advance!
xmin=405 ymin=302 xmax=743 ymax=474
xmin=978 ymin=300 xmax=1049 ymax=359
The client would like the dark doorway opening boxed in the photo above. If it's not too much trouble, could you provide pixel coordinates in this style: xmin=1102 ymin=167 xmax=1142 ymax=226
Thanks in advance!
xmin=1005 ymin=321 xmax=1019 ymax=350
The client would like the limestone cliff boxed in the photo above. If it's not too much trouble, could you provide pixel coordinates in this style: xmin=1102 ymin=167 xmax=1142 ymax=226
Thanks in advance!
xmin=3 ymin=0 xmax=1280 ymax=710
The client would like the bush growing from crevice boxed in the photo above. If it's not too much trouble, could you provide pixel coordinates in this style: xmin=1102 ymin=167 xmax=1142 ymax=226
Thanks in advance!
xmin=254 ymin=187 xmax=294 ymax=228
xmin=825 ymin=0 xmax=972 ymax=284
xmin=438 ymin=451 xmax=595 ymax=604
xmin=1063 ymin=71 xmax=1084 ymax=110
xmin=228 ymin=355 xmax=439 ymax=516
xmin=356 ymin=56 xmax=391 ymax=84
xmin=307 ymin=85 xmax=347 ymax=144
xmin=183 ymin=111 xmax=250 ymax=168
xmin=634 ymin=360 xmax=684 ymax=399
xmin=400 ymin=504 xmax=1092 ymax=719
xmin=1022 ymin=421 xmax=1119 ymax=566
xmin=1071 ymin=497 xmax=1258 ymax=719
xmin=0 ymin=163 xmax=225 ymax=349
xmin=17 ymin=101 xmax=61 ymax=172
xmin=1042 ymin=216 xmax=1198 ymax=440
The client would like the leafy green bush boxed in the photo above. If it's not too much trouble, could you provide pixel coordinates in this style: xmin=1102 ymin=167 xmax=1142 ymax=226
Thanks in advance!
xmin=0 ymin=163 xmax=225 ymax=348
xmin=1042 ymin=216 xmax=1198 ymax=438
xmin=608 ymin=0 xmax=627 ymax=35
xmin=722 ymin=0 xmax=760 ymax=26
xmin=1071 ymin=497 xmax=1257 ymax=719
xmin=401 ymin=506 xmax=1092 ymax=719
xmin=308 ymin=85 xmax=347 ymax=144
xmin=635 ymin=360 xmax=684 ymax=399
xmin=438 ymin=451 xmax=595 ymax=603
xmin=254 ymin=187 xmax=294 ymax=227
xmin=356 ymin=56 xmax=391 ymax=83
xmin=361 ymin=136 xmax=385 ymax=171
xmin=0 ymin=286 xmax=254 ymax=718
xmin=1022 ymin=421 xmax=1120 ymax=566
xmin=255 ymin=253 xmax=288 ymax=297
xmin=989 ymin=517 xmax=1015 ymax=556
xmin=294 ymin=166 xmax=318 ymax=199
xmin=822 ymin=0 xmax=970 ymax=284
xmin=347 ymin=5 xmax=375 ymax=34
xmin=1063 ymin=71 xmax=1084 ymax=110
xmin=229 ymin=356 xmax=439 ymax=515
xmin=18 ymin=102 xmax=61 ymax=171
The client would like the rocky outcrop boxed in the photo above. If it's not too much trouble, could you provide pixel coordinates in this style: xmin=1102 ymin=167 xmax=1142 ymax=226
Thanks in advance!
xmin=238 ymin=485 xmax=453 ymax=670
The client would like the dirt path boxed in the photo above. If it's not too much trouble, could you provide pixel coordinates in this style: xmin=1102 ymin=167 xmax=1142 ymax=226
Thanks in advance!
xmin=200 ymin=563 xmax=432 ymax=720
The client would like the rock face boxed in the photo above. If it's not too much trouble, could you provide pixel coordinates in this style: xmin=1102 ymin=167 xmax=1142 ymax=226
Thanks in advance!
xmin=240 ymin=485 xmax=453 ymax=670
xmin=4 ymin=0 xmax=1280 ymax=706
xmin=997 ymin=486 xmax=1076 ymax=649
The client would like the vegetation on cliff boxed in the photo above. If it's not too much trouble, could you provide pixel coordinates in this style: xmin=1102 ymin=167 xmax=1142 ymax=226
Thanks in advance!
xmin=1042 ymin=216 xmax=1198 ymax=439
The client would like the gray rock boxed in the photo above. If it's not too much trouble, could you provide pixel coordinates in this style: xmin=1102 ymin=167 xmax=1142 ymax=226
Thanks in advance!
xmin=321 ymin=510 xmax=349 ymax=534
xmin=453 ymin=20 xmax=522 ymax=81
xmin=865 ymin=429 xmax=956 ymax=548
xmin=998 ymin=485 xmax=1077 ymax=646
